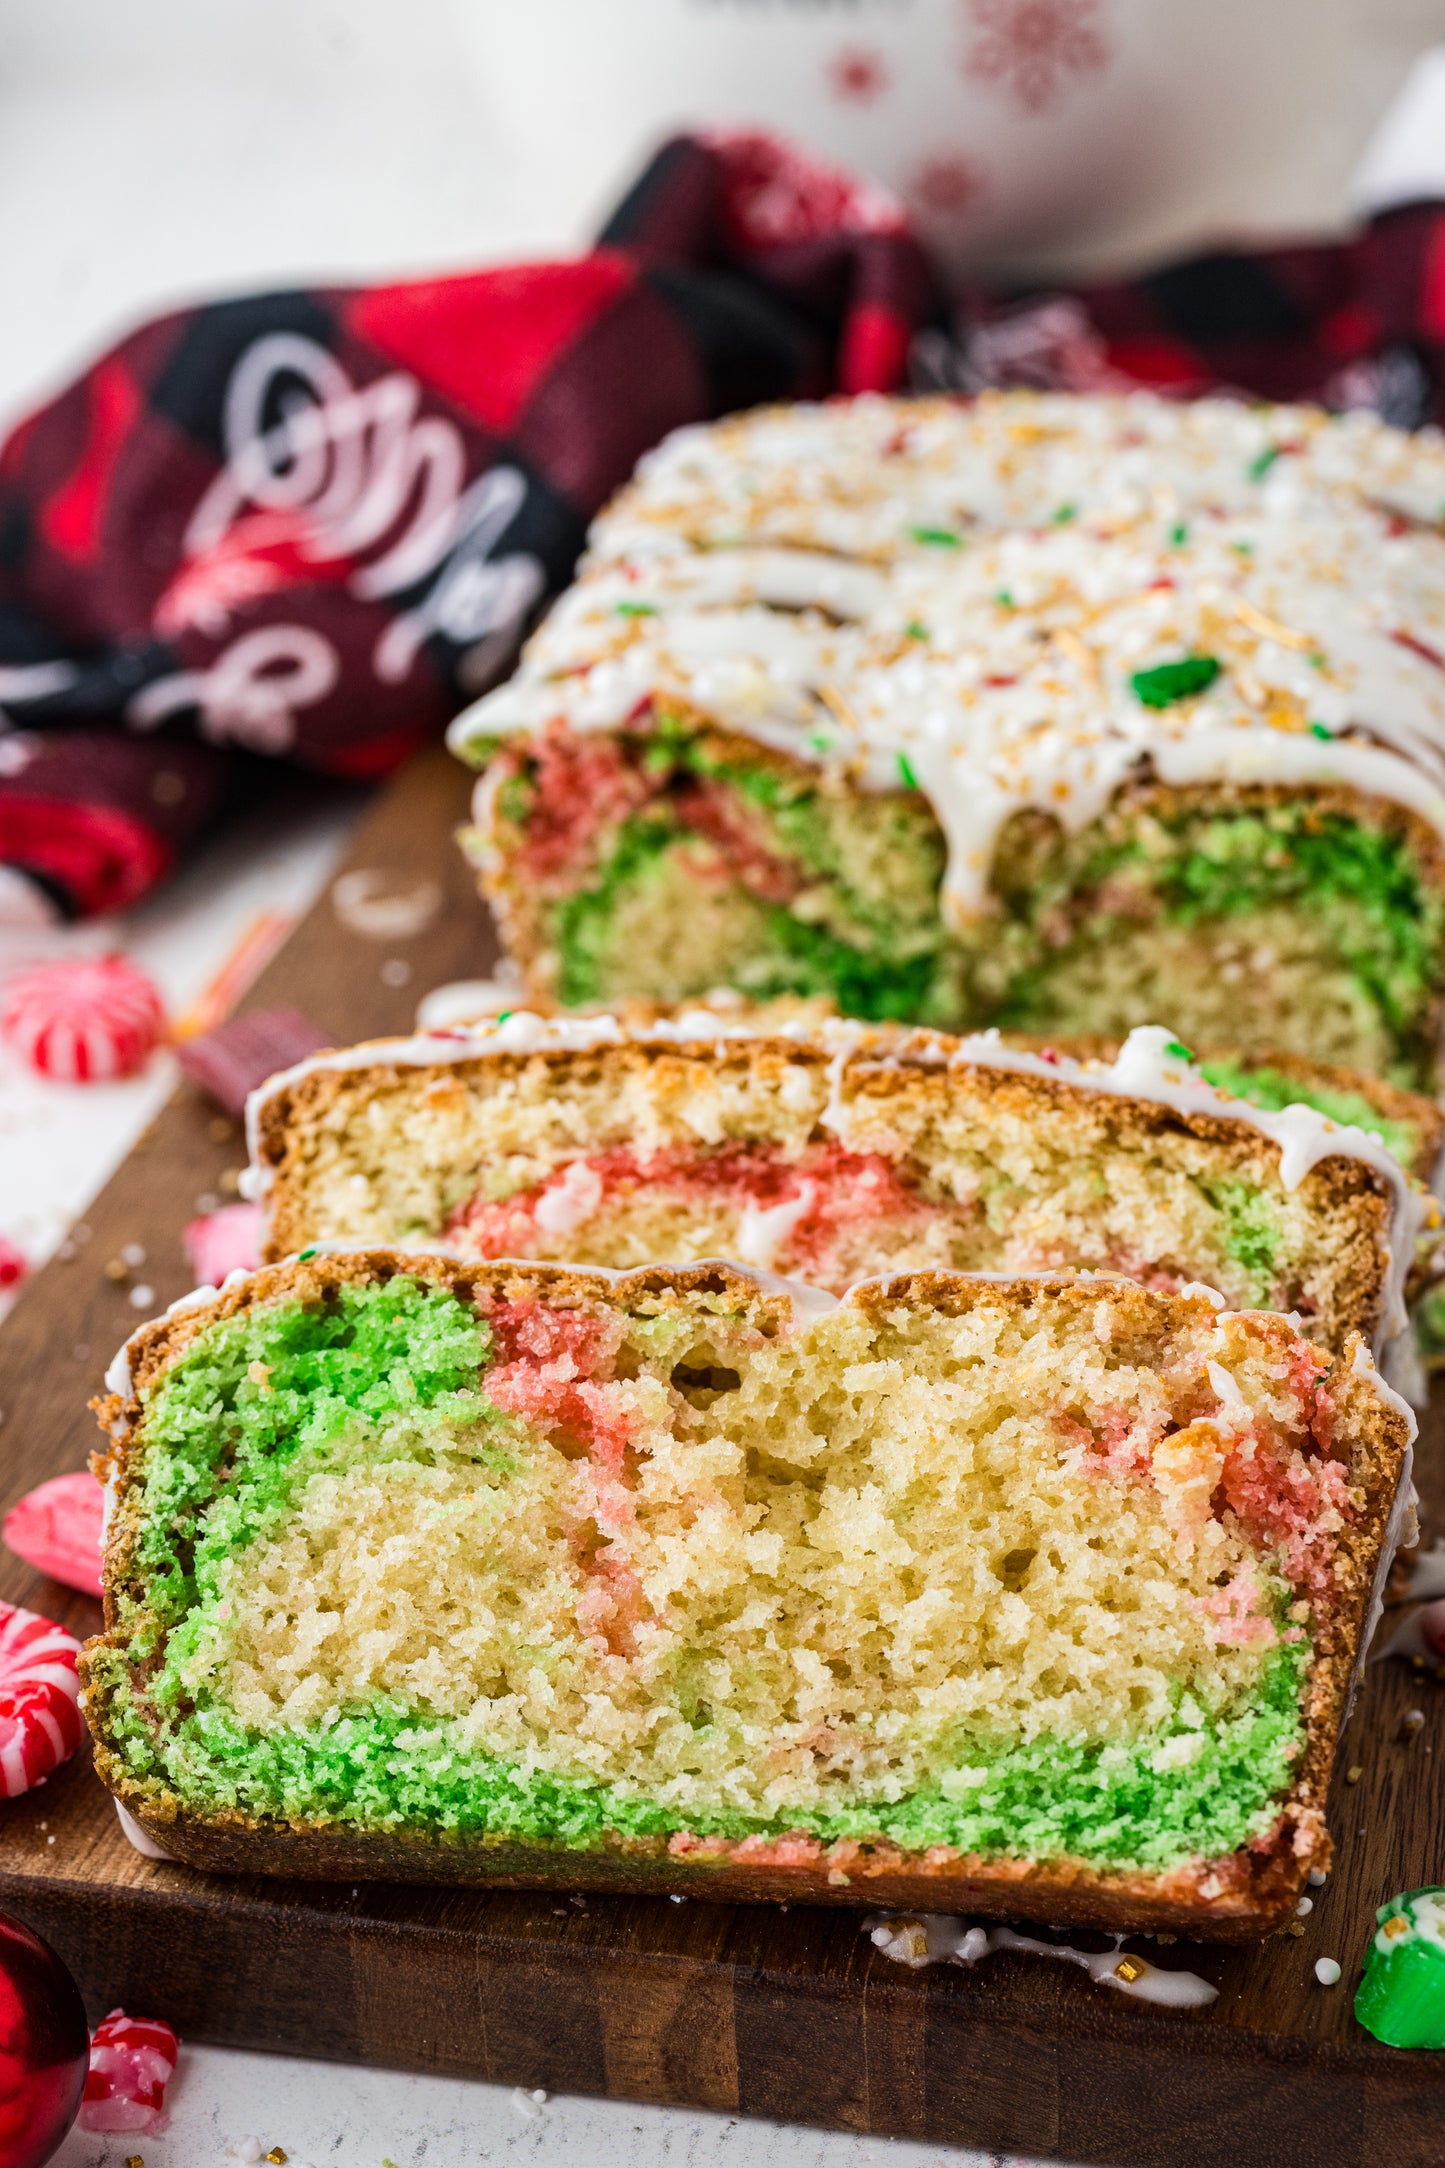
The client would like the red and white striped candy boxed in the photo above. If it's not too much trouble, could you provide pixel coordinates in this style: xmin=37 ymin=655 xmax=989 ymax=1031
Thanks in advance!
xmin=0 ymin=1600 xmax=84 ymax=1798
xmin=1 ymin=954 xmax=165 ymax=1081
xmin=78 ymin=2010 xmax=180 ymax=2133
xmin=3 ymin=1470 xmax=105 ymax=1598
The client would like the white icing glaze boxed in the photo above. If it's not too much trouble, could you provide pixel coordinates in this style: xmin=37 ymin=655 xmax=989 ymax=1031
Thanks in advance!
xmin=114 ymin=1800 xmax=175 ymax=1862
xmin=241 ymin=1017 xmax=1430 ymax=1364
xmin=865 ymin=1912 xmax=1217 ymax=2007
xmin=448 ymin=391 xmax=1445 ymax=923
xmin=415 ymin=976 xmax=522 ymax=1030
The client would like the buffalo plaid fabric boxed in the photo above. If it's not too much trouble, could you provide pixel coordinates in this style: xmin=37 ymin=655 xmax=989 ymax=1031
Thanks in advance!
xmin=0 ymin=128 xmax=1441 ymax=920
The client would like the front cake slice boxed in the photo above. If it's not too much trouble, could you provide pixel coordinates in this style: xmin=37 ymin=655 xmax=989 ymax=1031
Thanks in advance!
xmin=246 ymin=1016 xmax=1431 ymax=1367
xmin=83 ymin=1254 xmax=1413 ymax=1937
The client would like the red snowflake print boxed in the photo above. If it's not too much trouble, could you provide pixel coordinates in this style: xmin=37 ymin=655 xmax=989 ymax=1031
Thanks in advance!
xmin=909 ymin=152 xmax=988 ymax=220
xmin=964 ymin=0 xmax=1111 ymax=114
xmin=827 ymin=45 xmax=890 ymax=105
xmin=702 ymin=128 xmax=908 ymax=248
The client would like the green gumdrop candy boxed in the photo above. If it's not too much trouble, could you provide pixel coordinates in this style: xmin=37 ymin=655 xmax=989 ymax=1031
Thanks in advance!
xmin=1355 ymin=1889 xmax=1445 ymax=2050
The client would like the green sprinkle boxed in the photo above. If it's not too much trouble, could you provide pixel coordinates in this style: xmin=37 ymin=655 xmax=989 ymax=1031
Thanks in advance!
xmin=1248 ymin=445 xmax=1283 ymax=481
xmin=1051 ymin=502 xmax=1077 ymax=524
xmin=1231 ymin=540 xmax=1255 ymax=557
xmin=897 ymin=752 xmax=920 ymax=791
xmin=1309 ymin=722 xmax=1333 ymax=740
xmin=1163 ymin=1039 xmax=1195 ymax=1063
xmin=995 ymin=589 xmax=1015 ymax=610
xmin=808 ymin=730 xmax=834 ymax=755
xmin=905 ymin=620 xmax=930 ymax=641
xmin=495 ymin=1009 xmax=514 ymax=1022
xmin=297 ymin=1247 xmax=317 ymax=1262
xmin=1308 ymin=652 xmax=1327 ymax=670
xmin=908 ymin=524 xmax=961 ymax=548
xmin=1169 ymin=522 xmax=1189 ymax=546
xmin=1130 ymin=655 xmax=1223 ymax=708
xmin=614 ymin=599 xmax=657 ymax=617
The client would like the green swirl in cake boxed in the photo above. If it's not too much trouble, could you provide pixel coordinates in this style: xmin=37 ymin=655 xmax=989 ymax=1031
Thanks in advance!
xmin=91 ymin=1268 xmax=1394 ymax=1877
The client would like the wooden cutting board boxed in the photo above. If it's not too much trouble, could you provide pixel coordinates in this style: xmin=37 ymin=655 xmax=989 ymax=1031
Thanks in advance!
xmin=3 ymin=743 xmax=1444 ymax=2168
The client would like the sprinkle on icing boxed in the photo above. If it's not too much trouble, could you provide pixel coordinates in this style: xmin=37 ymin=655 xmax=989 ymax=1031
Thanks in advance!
xmin=447 ymin=391 xmax=1445 ymax=924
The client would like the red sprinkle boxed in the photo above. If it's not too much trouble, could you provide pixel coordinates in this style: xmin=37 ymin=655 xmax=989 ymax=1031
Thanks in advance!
xmin=1391 ymin=628 xmax=1445 ymax=673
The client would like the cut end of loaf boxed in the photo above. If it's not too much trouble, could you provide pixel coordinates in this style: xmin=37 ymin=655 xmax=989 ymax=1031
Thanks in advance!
xmin=82 ymin=1255 xmax=1411 ymax=1933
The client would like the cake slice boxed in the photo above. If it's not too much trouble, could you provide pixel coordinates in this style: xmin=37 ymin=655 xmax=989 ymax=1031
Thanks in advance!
xmin=446 ymin=390 xmax=1445 ymax=1085
xmin=82 ymin=1254 xmax=1414 ymax=1936
xmin=245 ymin=1017 xmax=1431 ymax=1368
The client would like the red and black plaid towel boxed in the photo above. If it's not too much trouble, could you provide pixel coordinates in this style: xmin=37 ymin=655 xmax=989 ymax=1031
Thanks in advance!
xmin=1 ymin=127 xmax=1442 ymax=920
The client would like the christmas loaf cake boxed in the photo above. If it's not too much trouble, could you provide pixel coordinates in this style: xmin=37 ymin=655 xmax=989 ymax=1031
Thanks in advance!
xmin=447 ymin=391 xmax=1445 ymax=1087
xmin=244 ymin=1016 xmax=1432 ymax=1370
xmin=82 ymin=1254 xmax=1414 ymax=1934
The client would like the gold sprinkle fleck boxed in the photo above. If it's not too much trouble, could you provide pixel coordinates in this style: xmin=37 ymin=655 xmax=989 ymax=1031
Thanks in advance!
xmin=1114 ymin=1956 xmax=1146 ymax=1983
xmin=1233 ymin=596 xmax=1314 ymax=651
xmin=266 ymin=2151 xmax=289 ymax=2165
xmin=103 ymin=1258 xmax=129 ymax=1282
xmin=1383 ymin=1914 xmax=1411 ymax=1940
xmin=125 ymin=2156 xmax=143 ymax=2168
xmin=1287 ymin=1921 xmax=1306 ymax=1938
xmin=1345 ymin=1765 xmax=1363 ymax=1784
xmin=220 ymin=1168 xmax=242 ymax=1198
xmin=247 ymin=1361 xmax=273 ymax=1394
xmin=208 ymin=1117 xmax=235 ymax=1144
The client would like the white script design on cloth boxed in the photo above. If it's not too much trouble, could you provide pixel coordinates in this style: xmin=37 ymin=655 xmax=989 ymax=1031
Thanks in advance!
xmin=129 ymin=331 xmax=545 ymax=750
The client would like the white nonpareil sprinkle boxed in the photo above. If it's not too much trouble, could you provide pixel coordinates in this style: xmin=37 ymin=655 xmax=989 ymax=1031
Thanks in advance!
xmin=238 ymin=2143 xmax=264 ymax=2165
xmin=1309 ymin=1867 xmax=1329 ymax=1886
xmin=511 ymin=2087 xmax=545 ymax=2119
xmin=127 ymin=1283 xmax=155 ymax=1309
xmin=1315 ymin=1957 xmax=1343 ymax=1986
xmin=120 ymin=1241 xmax=146 ymax=1267
xmin=1296 ymin=1896 xmax=1313 ymax=1916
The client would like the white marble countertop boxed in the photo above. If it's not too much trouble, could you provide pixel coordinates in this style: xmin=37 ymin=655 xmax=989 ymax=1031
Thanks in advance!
xmin=51 ymin=2041 xmax=1042 ymax=2168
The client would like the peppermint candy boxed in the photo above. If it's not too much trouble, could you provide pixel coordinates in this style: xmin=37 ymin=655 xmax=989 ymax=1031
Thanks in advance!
xmin=0 ymin=1599 xmax=83 ymax=1798
xmin=77 ymin=2009 xmax=180 ymax=2133
xmin=3 ymin=1470 xmax=105 ymax=1598
xmin=0 ymin=953 xmax=165 ymax=1081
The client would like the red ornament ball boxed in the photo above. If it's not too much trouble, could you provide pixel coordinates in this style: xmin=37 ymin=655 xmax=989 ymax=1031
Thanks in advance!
xmin=0 ymin=1913 xmax=88 ymax=2168
xmin=0 ymin=955 xmax=165 ymax=1083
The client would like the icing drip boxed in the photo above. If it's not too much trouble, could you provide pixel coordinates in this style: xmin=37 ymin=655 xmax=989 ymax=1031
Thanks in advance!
xmin=447 ymin=391 xmax=1445 ymax=923
xmin=865 ymin=1912 xmax=1218 ymax=2008
xmin=114 ymin=1801 xmax=175 ymax=1862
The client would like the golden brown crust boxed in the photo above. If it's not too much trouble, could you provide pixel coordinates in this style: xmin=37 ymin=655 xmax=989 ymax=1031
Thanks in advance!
xmin=82 ymin=1254 xmax=1411 ymax=1936
xmin=254 ymin=1027 xmax=1397 ymax=1357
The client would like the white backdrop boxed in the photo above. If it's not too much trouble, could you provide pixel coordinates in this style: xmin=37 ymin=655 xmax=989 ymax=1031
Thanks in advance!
xmin=2 ymin=0 xmax=1443 ymax=428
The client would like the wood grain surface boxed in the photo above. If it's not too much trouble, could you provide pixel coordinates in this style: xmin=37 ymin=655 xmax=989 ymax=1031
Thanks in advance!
xmin=2 ymin=744 xmax=1444 ymax=2168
